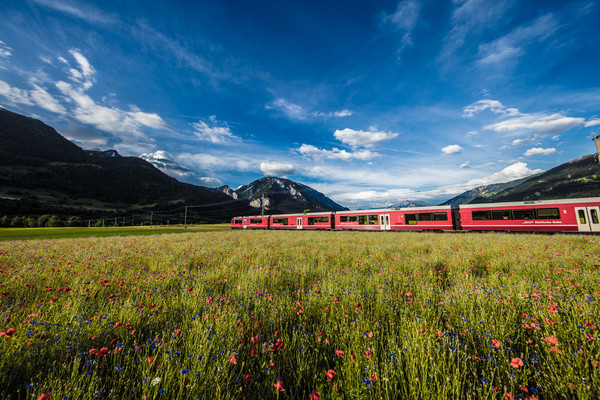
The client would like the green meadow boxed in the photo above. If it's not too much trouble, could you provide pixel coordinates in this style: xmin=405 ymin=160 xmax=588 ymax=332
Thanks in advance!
xmin=0 ymin=230 xmax=598 ymax=399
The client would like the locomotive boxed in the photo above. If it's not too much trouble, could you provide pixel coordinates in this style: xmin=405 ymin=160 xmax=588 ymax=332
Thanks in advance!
xmin=231 ymin=197 xmax=600 ymax=233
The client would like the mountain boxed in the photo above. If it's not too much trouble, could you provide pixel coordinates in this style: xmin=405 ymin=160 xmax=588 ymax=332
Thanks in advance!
xmin=0 ymin=108 xmax=258 ymax=222
xmin=469 ymin=154 xmax=600 ymax=203
xmin=440 ymin=176 xmax=535 ymax=207
xmin=215 ymin=185 xmax=241 ymax=201
xmin=232 ymin=176 xmax=349 ymax=214
xmin=387 ymin=200 xmax=431 ymax=208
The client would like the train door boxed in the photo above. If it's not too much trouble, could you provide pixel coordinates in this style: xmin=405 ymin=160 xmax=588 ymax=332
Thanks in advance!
xmin=380 ymin=214 xmax=391 ymax=230
xmin=575 ymin=207 xmax=600 ymax=232
xmin=297 ymin=217 xmax=303 ymax=230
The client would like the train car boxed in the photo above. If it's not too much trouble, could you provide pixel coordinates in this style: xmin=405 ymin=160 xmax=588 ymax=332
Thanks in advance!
xmin=230 ymin=215 xmax=270 ymax=229
xmin=270 ymin=212 xmax=334 ymax=230
xmin=458 ymin=198 xmax=600 ymax=233
xmin=334 ymin=206 xmax=454 ymax=231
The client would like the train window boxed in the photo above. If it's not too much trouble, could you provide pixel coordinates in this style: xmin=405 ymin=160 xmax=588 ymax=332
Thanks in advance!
xmin=536 ymin=208 xmax=560 ymax=219
xmin=433 ymin=212 xmax=448 ymax=221
xmin=358 ymin=215 xmax=378 ymax=225
xmin=578 ymin=210 xmax=586 ymax=224
xmin=272 ymin=218 xmax=289 ymax=225
xmin=591 ymin=209 xmax=599 ymax=224
xmin=472 ymin=211 xmax=490 ymax=221
xmin=308 ymin=216 xmax=329 ymax=225
xmin=513 ymin=209 xmax=535 ymax=220
xmin=405 ymin=214 xmax=417 ymax=225
xmin=490 ymin=210 xmax=511 ymax=220
xmin=419 ymin=213 xmax=433 ymax=221
xmin=340 ymin=215 xmax=358 ymax=222
xmin=250 ymin=219 xmax=263 ymax=224
xmin=233 ymin=220 xmax=243 ymax=224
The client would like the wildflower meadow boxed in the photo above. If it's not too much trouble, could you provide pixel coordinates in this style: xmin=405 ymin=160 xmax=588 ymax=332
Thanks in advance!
xmin=0 ymin=230 xmax=599 ymax=399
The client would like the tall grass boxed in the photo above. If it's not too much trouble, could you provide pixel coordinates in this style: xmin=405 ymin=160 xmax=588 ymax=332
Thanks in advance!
xmin=0 ymin=231 xmax=598 ymax=399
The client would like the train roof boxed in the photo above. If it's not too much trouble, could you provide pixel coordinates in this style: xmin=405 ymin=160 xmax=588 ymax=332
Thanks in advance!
xmin=459 ymin=197 xmax=600 ymax=209
xmin=336 ymin=205 xmax=451 ymax=214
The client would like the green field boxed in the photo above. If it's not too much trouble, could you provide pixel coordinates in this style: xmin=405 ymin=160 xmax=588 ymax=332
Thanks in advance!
xmin=0 ymin=230 xmax=599 ymax=399
xmin=0 ymin=225 xmax=230 ymax=242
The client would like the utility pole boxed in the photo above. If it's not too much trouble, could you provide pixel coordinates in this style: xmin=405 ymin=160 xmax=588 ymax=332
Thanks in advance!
xmin=594 ymin=135 xmax=600 ymax=166
xmin=150 ymin=211 xmax=153 ymax=225
xmin=184 ymin=206 xmax=188 ymax=228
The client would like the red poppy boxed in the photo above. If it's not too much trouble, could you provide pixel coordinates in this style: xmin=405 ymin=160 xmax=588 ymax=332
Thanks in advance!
xmin=504 ymin=393 xmax=515 ymax=400
xmin=37 ymin=393 xmax=51 ymax=400
xmin=147 ymin=356 xmax=155 ymax=365
xmin=510 ymin=357 xmax=523 ymax=368
xmin=243 ymin=373 xmax=251 ymax=383
xmin=544 ymin=336 xmax=558 ymax=345
xmin=269 ymin=362 xmax=275 ymax=370
xmin=335 ymin=349 xmax=344 ymax=358
xmin=98 ymin=347 xmax=109 ymax=357
xmin=491 ymin=340 xmax=501 ymax=348
xmin=0 ymin=328 xmax=15 ymax=337
xmin=310 ymin=391 xmax=320 ymax=400
xmin=365 ymin=350 xmax=372 ymax=359
xmin=274 ymin=380 xmax=285 ymax=391
xmin=371 ymin=373 xmax=378 ymax=381
xmin=326 ymin=369 xmax=336 ymax=381
xmin=229 ymin=354 xmax=237 ymax=364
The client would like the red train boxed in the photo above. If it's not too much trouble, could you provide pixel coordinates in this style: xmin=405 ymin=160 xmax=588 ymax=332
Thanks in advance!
xmin=231 ymin=197 xmax=600 ymax=233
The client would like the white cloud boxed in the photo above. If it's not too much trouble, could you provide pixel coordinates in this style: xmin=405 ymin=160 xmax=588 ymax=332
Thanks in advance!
xmin=260 ymin=162 xmax=295 ymax=176
xmin=465 ymin=162 xmax=542 ymax=187
xmin=334 ymin=110 xmax=353 ymax=117
xmin=297 ymin=144 xmax=377 ymax=161
xmin=485 ymin=113 xmax=584 ymax=135
xmin=198 ymin=177 xmax=223 ymax=187
xmin=460 ymin=161 xmax=471 ymax=168
xmin=585 ymin=119 xmax=600 ymax=127
xmin=442 ymin=144 xmax=463 ymax=154
xmin=463 ymin=99 xmax=520 ymax=117
xmin=333 ymin=127 xmax=399 ymax=148
xmin=191 ymin=117 xmax=240 ymax=143
xmin=314 ymin=109 xmax=354 ymax=118
xmin=524 ymin=147 xmax=557 ymax=156
xmin=512 ymin=137 xmax=538 ymax=147
xmin=266 ymin=98 xmax=306 ymax=120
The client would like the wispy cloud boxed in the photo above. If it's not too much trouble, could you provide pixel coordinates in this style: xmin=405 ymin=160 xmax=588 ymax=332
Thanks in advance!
xmin=438 ymin=0 xmax=513 ymax=65
xmin=131 ymin=21 xmax=226 ymax=82
xmin=31 ymin=0 xmax=116 ymax=25
xmin=266 ymin=98 xmax=306 ymax=120
xmin=477 ymin=14 xmax=559 ymax=65
xmin=382 ymin=0 xmax=421 ymax=56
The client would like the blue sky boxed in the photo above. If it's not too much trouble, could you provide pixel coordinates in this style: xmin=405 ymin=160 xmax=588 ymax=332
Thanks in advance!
xmin=1 ymin=0 xmax=599 ymax=208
